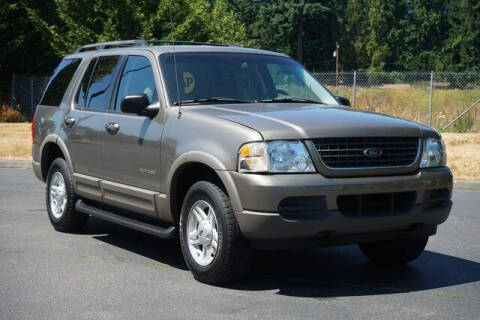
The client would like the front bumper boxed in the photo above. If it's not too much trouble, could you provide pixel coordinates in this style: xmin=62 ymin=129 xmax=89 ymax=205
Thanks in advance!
xmin=230 ymin=167 xmax=453 ymax=245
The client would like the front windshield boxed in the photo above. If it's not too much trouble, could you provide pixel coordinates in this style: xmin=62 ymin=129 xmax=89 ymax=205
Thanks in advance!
xmin=159 ymin=52 xmax=339 ymax=105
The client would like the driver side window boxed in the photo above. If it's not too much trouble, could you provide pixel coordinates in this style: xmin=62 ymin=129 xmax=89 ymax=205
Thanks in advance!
xmin=115 ymin=55 xmax=158 ymax=111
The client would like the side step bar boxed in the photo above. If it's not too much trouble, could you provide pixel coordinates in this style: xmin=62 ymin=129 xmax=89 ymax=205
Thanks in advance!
xmin=75 ymin=199 xmax=176 ymax=239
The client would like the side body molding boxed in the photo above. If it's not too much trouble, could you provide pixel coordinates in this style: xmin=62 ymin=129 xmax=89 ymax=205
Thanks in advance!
xmin=40 ymin=140 xmax=243 ymax=223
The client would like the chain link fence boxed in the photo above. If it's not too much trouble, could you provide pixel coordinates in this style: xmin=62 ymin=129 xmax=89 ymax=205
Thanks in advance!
xmin=314 ymin=72 xmax=480 ymax=133
xmin=6 ymin=72 xmax=480 ymax=132
xmin=10 ymin=74 xmax=49 ymax=119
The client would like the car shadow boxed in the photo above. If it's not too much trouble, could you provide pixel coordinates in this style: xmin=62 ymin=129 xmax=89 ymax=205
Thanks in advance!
xmin=83 ymin=217 xmax=188 ymax=270
xmin=82 ymin=217 xmax=480 ymax=297
xmin=229 ymin=247 xmax=480 ymax=297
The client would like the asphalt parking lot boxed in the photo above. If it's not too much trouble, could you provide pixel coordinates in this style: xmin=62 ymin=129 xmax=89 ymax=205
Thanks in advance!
xmin=0 ymin=168 xmax=479 ymax=319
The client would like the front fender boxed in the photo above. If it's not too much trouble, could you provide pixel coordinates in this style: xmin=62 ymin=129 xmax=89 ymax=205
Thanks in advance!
xmin=166 ymin=151 xmax=243 ymax=212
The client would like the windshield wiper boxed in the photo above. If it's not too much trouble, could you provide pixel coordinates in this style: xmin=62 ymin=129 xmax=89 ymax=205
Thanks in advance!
xmin=175 ymin=97 xmax=254 ymax=105
xmin=258 ymin=97 xmax=322 ymax=104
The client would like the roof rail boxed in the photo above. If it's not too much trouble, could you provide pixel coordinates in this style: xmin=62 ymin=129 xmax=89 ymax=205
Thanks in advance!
xmin=150 ymin=40 xmax=237 ymax=47
xmin=74 ymin=39 xmax=148 ymax=53
xmin=74 ymin=39 xmax=239 ymax=53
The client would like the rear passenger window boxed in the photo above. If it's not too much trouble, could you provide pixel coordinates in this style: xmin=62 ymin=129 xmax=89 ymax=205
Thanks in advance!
xmin=76 ymin=55 xmax=122 ymax=111
xmin=115 ymin=56 xmax=157 ymax=110
xmin=40 ymin=58 xmax=81 ymax=106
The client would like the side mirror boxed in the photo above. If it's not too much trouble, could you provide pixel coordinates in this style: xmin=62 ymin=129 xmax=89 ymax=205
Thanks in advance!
xmin=121 ymin=94 xmax=159 ymax=118
xmin=336 ymin=96 xmax=351 ymax=107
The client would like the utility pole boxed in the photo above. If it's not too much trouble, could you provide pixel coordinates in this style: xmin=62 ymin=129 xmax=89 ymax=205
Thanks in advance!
xmin=335 ymin=42 xmax=339 ymax=86
xmin=428 ymin=71 xmax=434 ymax=127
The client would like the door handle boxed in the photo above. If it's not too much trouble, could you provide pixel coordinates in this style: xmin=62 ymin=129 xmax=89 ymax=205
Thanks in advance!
xmin=105 ymin=122 xmax=120 ymax=135
xmin=64 ymin=117 xmax=76 ymax=128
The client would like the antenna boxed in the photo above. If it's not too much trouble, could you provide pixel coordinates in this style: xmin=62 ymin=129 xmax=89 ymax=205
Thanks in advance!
xmin=168 ymin=1 xmax=182 ymax=118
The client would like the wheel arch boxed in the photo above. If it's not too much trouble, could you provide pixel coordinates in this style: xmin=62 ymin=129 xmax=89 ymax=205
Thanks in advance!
xmin=167 ymin=152 xmax=242 ymax=224
xmin=39 ymin=134 xmax=73 ymax=181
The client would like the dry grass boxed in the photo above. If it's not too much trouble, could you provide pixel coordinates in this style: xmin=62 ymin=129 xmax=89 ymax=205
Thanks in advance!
xmin=0 ymin=124 xmax=479 ymax=180
xmin=0 ymin=123 xmax=31 ymax=160
xmin=442 ymin=133 xmax=480 ymax=180
xmin=330 ymin=87 xmax=480 ymax=133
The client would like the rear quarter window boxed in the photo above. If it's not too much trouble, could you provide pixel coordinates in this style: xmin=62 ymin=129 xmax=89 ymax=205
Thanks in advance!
xmin=39 ymin=58 xmax=82 ymax=106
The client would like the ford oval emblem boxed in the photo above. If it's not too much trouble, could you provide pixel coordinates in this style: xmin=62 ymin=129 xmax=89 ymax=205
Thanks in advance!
xmin=363 ymin=147 xmax=382 ymax=158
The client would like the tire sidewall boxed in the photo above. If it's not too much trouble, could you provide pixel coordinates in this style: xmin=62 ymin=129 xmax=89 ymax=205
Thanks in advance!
xmin=179 ymin=182 xmax=227 ymax=275
xmin=46 ymin=158 xmax=74 ymax=226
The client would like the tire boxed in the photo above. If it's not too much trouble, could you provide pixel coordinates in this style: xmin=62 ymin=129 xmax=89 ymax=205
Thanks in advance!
xmin=359 ymin=237 xmax=428 ymax=266
xmin=45 ymin=158 xmax=88 ymax=232
xmin=179 ymin=181 xmax=252 ymax=285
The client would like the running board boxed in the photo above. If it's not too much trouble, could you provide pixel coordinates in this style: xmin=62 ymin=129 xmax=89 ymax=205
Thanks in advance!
xmin=75 ymin=199 xmax=176 ymax=239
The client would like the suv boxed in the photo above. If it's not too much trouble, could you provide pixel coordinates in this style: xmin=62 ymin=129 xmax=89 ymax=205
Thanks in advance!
xmin=32 ymin=40 xmax=452 ymax=284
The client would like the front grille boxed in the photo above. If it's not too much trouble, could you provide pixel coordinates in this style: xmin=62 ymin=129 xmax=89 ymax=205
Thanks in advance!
xmin=337 ymin=192 xmax=416 ymax=217
xmin=313 ymin=137 xmax=419 ymax=168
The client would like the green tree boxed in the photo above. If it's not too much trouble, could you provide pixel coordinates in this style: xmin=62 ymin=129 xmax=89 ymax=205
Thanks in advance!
xmin=365 ymin=0 xmax=407 ymax=71
xmin=249 ymin=0 xmax=338 ymax=66
xmin=344 ymin=0 xmax=370 ymax=70
xmin=0 ymin=1 xmax=58 ymax=100
xmin=344 ymin=0 xmax=407 ymax=71
xmin=398 ymin=0 xmax=449 ymax=71
xmin=442 ymin=0 xmax=480 ymax=71
xmin=25 ymin=0 xmax=250 ymax=56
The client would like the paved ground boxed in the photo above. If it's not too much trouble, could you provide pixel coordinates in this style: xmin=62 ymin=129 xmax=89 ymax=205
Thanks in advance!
xmin=0 ymin=168 xmax=479 ymax=320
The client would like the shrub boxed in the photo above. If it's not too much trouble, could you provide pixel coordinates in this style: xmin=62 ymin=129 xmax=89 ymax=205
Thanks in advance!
xmin=0 ymin=105 xmax=27 ymax=123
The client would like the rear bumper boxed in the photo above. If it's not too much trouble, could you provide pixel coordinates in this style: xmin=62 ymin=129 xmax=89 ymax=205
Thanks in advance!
xmin=231 ymin=167 xmax=453 ymax=244
xmin=32 ymin=160 xmax=43 ymax=182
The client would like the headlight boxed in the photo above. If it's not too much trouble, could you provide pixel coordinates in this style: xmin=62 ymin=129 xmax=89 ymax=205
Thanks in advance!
xmin=238 ymin=140 xmax=315 ymax=173
xmin=420 ymin=138 xmax=446 ymax=168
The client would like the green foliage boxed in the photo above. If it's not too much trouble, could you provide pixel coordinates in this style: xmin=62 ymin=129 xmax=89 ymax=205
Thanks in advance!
xmin=442 ymin=0 xmax=480 ymax=72
xmin=239 ymin=0 xmax=338 ymax=68
xmin=0 ymin=1 xmax=59 ymax=101
xmin=343 ymin=0 xmax=479 ymax=72
xmin=344 ymin=0 xmax=370 ymax=70
xmin=23 ymin=0 xmax=250 ymax=56
xmin=397 ymin=0 xmax=449 ymax=71
xmin=1 ymin=0 xmax=480 ymax=104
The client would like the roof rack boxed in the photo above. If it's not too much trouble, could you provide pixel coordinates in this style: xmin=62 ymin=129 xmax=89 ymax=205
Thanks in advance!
xmin=75 ymin=39 xmax=148 ymax=53
xmin=149 ymin=40 xmax=237 ymax=47
xmin=74 ymin=39 xmax=237 ymax=53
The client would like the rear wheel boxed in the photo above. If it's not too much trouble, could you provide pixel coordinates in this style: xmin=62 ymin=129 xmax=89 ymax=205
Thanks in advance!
xmin=359 ymin=237 xmax=428 ymax=266
xmin=46 ymin=158 xmax=88 ymax=232
xmin=179 ymin=181 xmax=252 ymax=285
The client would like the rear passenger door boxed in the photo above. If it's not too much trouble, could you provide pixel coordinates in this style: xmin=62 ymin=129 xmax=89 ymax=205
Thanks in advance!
xmin=101 ymin=54 xmax=164 ymax=209
xmin=66 ymin=55 xmax=124 ymax=180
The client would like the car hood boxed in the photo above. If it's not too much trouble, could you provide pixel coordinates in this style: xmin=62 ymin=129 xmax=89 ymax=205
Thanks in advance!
xmin=193 ymin=103 xmax=436 ymax=140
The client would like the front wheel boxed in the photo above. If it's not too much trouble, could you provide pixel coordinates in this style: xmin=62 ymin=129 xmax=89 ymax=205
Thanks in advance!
xmin=359 ymin=237 xmax=428 ymax=266
xmin=179 ymin=181 xmax=252 ymax=285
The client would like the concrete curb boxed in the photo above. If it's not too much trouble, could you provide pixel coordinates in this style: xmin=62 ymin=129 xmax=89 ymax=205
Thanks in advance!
xmin=0 ymin=160 xmax=479 ymax=190
xmin=0 ymin=160 xmax=32 ymax=169
xmin=454 ymin=180 xmax=480 ymax=190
